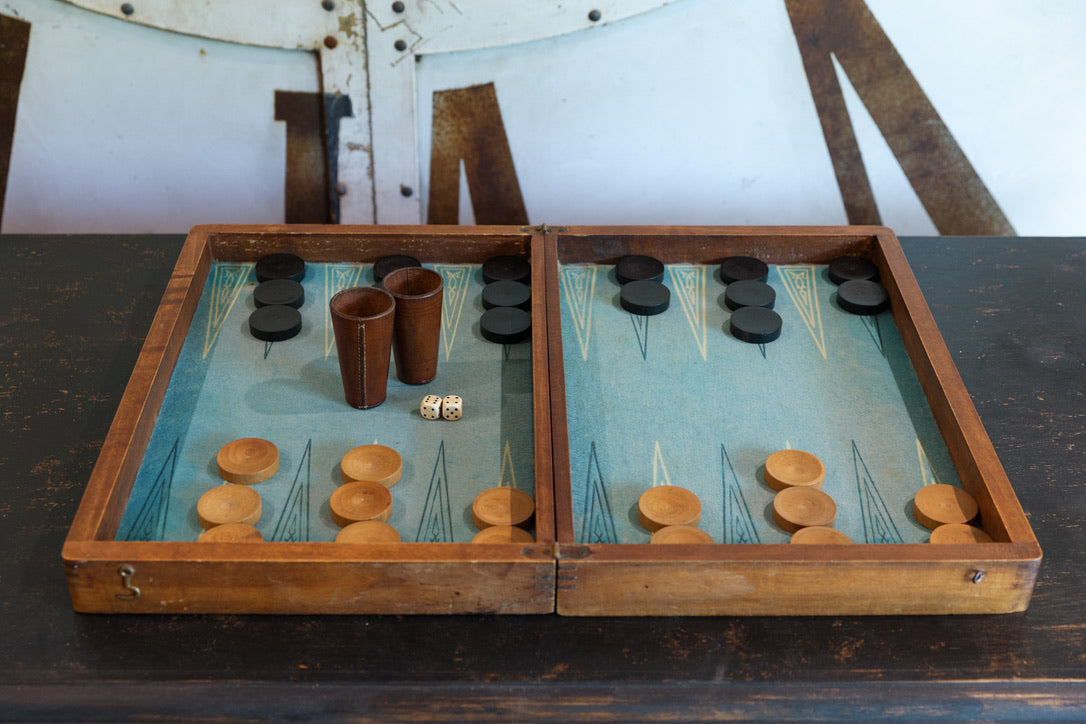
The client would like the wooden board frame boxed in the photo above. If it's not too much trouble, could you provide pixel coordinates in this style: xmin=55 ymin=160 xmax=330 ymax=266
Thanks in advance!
xmin=63 ymin=224 xmax=1040 ymax=615
xmin=62 ymin=224 xmax=556 ymax=614
xmin=544 ymin=226 xmax=1041 ymax=615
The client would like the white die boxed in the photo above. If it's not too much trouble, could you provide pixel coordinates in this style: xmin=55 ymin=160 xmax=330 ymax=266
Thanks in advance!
xmin=441 ymin=395 xmax=463 ymax=421
xmin=420 ymin=395 xmax=442 ymax=420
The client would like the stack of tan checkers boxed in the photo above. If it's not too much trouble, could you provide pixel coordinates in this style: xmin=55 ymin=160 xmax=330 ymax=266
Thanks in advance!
xmin=332 ymin=444 xmax=404 ymax=543
xmin=763 ymin=449 xmax=849 ymax=543
xmin=913 ymin=483 xmax=990 ymax=543
xmin=195 ymin=438 xmax=280 ymax=542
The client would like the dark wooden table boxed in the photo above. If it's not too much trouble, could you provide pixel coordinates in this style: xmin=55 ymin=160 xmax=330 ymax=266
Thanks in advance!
xmin=2 ymin=234 xmax=1083 ymax=722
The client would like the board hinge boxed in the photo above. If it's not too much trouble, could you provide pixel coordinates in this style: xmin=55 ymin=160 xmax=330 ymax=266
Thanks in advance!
xmin=520 ymin=223 xmax=567 ymax=234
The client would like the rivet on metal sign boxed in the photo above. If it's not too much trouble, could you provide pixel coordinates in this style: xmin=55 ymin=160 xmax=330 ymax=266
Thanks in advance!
xmin=335 ymin=183 xmax=348 ymax=196
xmin=324 ymin=35 xmax=338 ymax=49
xmin=392 ymin=1 xmax=406 ymax=12
xmin=588 ymin=9 xmax=602 ymax=22
xmin=394 ymin=39 xmax=408 ymax=52
xmin=400 ymin=185 xmax=414 ymax=197
xmin=121 ymin=3 xmax=134 ymax=15
xmin=322 ymin=0 xmax=335 ymax=11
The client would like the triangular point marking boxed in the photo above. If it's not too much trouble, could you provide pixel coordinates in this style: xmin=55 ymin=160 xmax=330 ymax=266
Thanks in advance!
xmin=204 ymin=264 xmax=252 ymax=358
xmin=668 ymin=264 xmax=708 ymax=360
xmin=778 ymin=265 xmax=828 ymax=359
xmin=435 ymin=265 xmax=472 ymax=360
xmin=629 ymin=312 xmax=649 ymax=360
xmin=324 ymin=264 xmax=365 ymax=358
xmin=499 ymin=440 xmax=516 ymax=488
xmin=561 ymin=266 xmax=596 ymax=362
xmin=652 ymin=441 xmax=672 ymax=488
xmin=581 ymin=442 xmax=617 ymax=544
xmin=916 ymin=439 xmax=942 ymax=487
xmin=853 ymin=439 xmax=903 ymax=544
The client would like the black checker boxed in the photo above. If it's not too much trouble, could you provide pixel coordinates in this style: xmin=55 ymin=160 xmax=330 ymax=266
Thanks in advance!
xmin=615 ymin=255 xmax=665 ymax=285
xmin=720 ymin=256 xmax=769 ymax=284
xmin=828 ymin=256 xmax=879 ymax=285
xmin=480 ymin=306 xmax=531 ymax=344
xmin=729 ymin=306 xmax=782 ymax=344
xmin=724 ymin=279 xmax=776 ymax=311
xmin=481 ymin=280 xmax=531 ymax=310
xmin=619 ymin=279 xmax=670 ymax=316
xmin=255 ymin=253 xmax=306 ymax=283
xmin=837 ymin=279 xmax=890 ymax=315
xmin=482 ymin=255 xmax=530 ymax=284
xmin=253 ymin=279 xmax=305 ymax=309
xmin=373 ymin=254 xmax=421 ymax=283
xmin=249 ymin=304 xmax=302 ymax=342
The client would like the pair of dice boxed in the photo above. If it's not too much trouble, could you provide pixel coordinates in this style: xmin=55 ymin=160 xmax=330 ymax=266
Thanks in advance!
xmin=421 ymin=394 xmax=462 ymax=421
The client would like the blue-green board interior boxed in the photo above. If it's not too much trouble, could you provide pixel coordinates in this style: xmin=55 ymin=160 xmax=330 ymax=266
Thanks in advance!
xmin=559 ymin=263 xmax=962 ymax=545
xmin=117 ymin=262 xmax=535 ymax=543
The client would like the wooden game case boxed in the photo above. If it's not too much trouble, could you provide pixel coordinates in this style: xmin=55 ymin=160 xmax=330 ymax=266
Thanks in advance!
xmin=62 ymin=224 xmax=1040 ymax=616
xmin=544 ymin=226 xmax=1041 ymax=615
xmin=62 ymin=225 xmax=556 ymax=614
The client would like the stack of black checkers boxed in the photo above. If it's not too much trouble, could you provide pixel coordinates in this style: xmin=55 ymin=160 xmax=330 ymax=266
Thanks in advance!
xmin=479 ymin=255 xmax=532 ymax=344
xmin=249 ymin=253 xmax=306 ymax=342
xmin=720 ymin=255 xmax=781 ymax=344
xmin=828 ymin=255 xmax=889 ymax=315
xmin=616 ymin=254 xmax=669 ymax=316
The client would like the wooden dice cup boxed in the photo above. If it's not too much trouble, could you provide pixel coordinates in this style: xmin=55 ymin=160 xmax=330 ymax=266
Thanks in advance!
xmin=329 ymin=286 xmax=396 ymax=409
xmin=382 ymin=267 xmax=443 ymax=385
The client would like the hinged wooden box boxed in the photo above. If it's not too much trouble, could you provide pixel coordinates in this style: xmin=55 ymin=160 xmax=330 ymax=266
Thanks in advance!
xmin=64 ymin=224 xmax=1040 ymax=615
xmin=544 ymin=226 xmax=1040 ymax=615
xmin=63 ymin=225 xmax=556 ymax=614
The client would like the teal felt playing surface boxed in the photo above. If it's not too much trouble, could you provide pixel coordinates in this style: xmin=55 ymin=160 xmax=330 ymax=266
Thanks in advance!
xmin=559 ymin=263 xmax=962 ymax=545
xmin=117 ymin=262 xmax=535 ymax=543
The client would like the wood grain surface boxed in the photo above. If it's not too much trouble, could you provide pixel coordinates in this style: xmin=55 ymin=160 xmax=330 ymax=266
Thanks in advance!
xmin=1 ymin=234 xmax=1083 ymax=721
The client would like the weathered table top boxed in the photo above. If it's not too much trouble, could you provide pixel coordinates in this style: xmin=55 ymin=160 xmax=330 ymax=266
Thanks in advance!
xmin=2 ymin=233 xmax=1083 ymax=721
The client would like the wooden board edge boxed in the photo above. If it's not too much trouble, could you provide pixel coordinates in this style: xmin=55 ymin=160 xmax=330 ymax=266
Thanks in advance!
xmin=63 ymin=227 xmax=212 ymax=544
xmin=62 ymin=541 xmax=556 ymax=614
xmin=555 ymin=554 xmax=1039 ymax=616
xmin=872 ymin=229 xmax=1040 ymax=548
xmin=529 ymin=231 xmax=557 ymax=544
xmin=198 ymin=223 xmax=534 ymax=263
xmin=543 ymin=232 xmax=577 ymax=542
